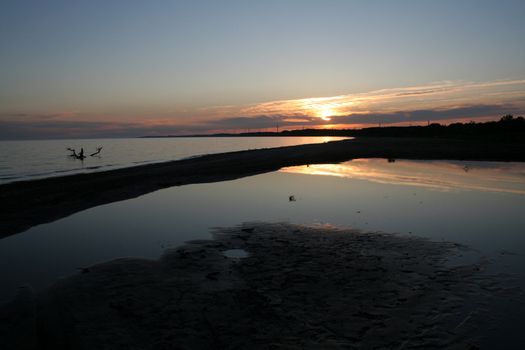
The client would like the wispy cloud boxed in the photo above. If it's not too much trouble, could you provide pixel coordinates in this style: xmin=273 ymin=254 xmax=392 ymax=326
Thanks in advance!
xmin=235 ymin=79 xmax=525 ymax=118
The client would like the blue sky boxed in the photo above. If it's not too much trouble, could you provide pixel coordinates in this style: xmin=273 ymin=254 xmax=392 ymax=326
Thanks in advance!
xmin=1 ymin=0 xmax=525 ymax=138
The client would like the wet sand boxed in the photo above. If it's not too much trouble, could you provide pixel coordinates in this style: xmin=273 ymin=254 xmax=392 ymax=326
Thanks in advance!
xmin=1 ymin=222 xmax=519 ymax=349
xmin=1 ymin=137 xmax=524 ymax=237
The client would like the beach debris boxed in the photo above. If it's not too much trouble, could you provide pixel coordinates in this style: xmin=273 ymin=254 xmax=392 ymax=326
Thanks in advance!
xmin=241 ymin=228 xmax=254 ymax=233
xmin=67 ymin=146 xmax=103 ymax=160
xmin=388 ymin=158 xmax=396 ymax=163
xmin=90 ymin=146 xmax=103 ymax=156
xmin=67 ymin=147 xmax=86 ymax=160
xmin=289 ymin=195 xmax=296 ymax=202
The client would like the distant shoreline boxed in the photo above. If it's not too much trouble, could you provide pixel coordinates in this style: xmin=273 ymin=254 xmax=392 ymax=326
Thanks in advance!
xmin=1 ymin=136 xmax=524 ymax=238
xmin=139 ymin=115 xmax=525 ymax=140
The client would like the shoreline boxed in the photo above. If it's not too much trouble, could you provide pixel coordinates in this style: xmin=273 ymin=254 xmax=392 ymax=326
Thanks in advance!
xmin=1 ymin=137 xmax=524 ymax=238
xmin=1 ymin=222 xmax=520 ymax=348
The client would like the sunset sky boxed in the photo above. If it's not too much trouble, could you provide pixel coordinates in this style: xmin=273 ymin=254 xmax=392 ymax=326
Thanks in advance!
xmin=1 ymin=0 xmax=525 ymax=139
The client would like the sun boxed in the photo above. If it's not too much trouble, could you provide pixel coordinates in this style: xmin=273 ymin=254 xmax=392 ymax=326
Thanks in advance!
xmin=317 ymin=107 xmax=334 ymax=121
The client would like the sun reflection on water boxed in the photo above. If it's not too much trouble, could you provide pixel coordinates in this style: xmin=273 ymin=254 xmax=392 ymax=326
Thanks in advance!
xmin=281 ymin=159 xmax=525 ymax=195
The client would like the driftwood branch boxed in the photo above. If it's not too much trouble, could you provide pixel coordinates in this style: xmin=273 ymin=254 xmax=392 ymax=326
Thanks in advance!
xmin=67 ymin=147 xmax=102 ymax=160
xmin=67 ymin=147 xmax=87 ymax=160
xmin=90 ymin=147 xmax=103 ymax=157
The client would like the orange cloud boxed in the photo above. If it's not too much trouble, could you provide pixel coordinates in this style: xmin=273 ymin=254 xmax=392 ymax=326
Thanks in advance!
xmin=233 ymin=79 xmax=525 ymax=120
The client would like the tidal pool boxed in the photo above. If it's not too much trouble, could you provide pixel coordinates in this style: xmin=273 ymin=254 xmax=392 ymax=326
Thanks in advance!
xmin=1 ymin=158 xmax=524 ymax=302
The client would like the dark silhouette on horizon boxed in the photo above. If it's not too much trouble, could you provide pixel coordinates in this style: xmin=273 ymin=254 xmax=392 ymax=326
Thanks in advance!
xmin=144 ymin=115 xmax=525 ymax=141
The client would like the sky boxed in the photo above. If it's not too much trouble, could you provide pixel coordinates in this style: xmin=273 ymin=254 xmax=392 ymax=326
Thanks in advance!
xmin=1 ymin=0 xmax=525 ymax=139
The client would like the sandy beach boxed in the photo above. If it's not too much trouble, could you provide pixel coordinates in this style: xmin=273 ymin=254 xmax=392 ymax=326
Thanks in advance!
xmin=1 ymin=137 xmax=524 ymax=238
xmin=1 ymin=222 xmax=520 ymax=349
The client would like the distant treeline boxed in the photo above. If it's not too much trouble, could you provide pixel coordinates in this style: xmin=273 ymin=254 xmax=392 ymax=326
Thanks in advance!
xmin=144 ymin=115 xmax=525 ymax=140
xmin=235 ymin=115 xmax=525 ymax=140
xmin=339 ymin=115 xmax=525 ymax=140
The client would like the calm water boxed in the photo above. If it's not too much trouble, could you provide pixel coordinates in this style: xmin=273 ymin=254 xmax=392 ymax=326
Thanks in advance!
xmin=0 ymin=136 xmax=345 ymax=184
xmin=1 ymin=158 xmax=524 ymax=303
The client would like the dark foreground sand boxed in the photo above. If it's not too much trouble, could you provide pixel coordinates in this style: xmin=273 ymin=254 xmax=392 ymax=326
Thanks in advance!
xmin=1 ymin=137 xmax=525 ymax=237
xmin=1 ymin=223 xmax=520 ymax=349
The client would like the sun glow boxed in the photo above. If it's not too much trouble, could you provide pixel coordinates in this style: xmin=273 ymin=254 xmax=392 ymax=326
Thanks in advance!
xmin=317 ymin=107 xmax=335 ymax=121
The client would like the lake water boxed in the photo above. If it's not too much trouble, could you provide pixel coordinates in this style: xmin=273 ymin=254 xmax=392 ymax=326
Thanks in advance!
xmin=1 ymin=158 xmax=524 ymax=304
xmin=0 ymin=136 xmax=345 ymax=184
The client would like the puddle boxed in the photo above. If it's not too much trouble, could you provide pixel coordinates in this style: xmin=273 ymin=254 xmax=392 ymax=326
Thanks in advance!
xmin=222 ymin=249 xmax=249 ymax=258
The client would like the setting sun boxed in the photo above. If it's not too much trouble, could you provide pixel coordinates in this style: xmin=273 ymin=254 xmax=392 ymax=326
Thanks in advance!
xmin=317 ymin=107 xmax=335 ymax=121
